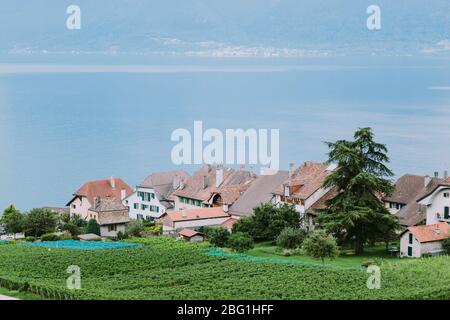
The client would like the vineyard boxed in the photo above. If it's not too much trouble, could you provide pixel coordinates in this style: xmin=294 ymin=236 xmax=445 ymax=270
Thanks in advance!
xmin=0 ymin=237 xmax=449 ymax=300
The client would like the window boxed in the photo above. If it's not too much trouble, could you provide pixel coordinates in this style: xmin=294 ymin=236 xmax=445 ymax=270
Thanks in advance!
xmin=72 ymin=204 xmax=76 ymax=209
xmin=408 ymin=233 xmax=413 ymax=245
xmin=445 ymin=206 xmax=450 ymax=219
xmin=444 ymin=193 xmax=450 ymax=198
xmin=142 ymin=204 xmax=148 ymax=210
xmin=156 ymin=206 xmax=159 ymax=213
xmin=108 ymin=224 xmax=117 ymax=232
xmin=389 ymin=202 xmax=403 ymax=210
xmin=133 ymin=203 xmax=138 ymax=210
xmin=284 ymin=185 xmax=290 ymax=197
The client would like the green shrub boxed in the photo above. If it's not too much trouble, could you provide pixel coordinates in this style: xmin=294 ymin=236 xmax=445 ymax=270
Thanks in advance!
xmin=85 ymin=219 xmax=100 ymax=236
xmin=442 ymin=238 xmax=450 ymax=254
xmin=125 ymin=220 xmax=144 ymax=237
xmin=302 ymin=230 xmax=339 ymax=263
xmin=58 ymin=232 xmax=73 ymax=240
xmin=40 ymin=233 xmax=59 ymax=241
xmin=228 ymin=232 xmax=254 ymax=253
xmin=25 ymin=236 xmax=36 ymax=242
xmin=116 ymin=231 xmax=127 ymax=240
xmin=276 ymin=227 xmax=306 ymax=249
xmin=143 ymin=223 xmax=163 ymax=237
xmin=208 ymin=227 xmax=230 ymax=247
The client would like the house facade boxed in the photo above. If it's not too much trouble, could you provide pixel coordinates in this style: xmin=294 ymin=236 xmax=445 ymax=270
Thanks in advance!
xmin=123 ymin=171 xmax=189 ymax=221
xmin=88 ymin=197 xmax=130 ymax=238
xmin=160 ymin=207 xmax=231 ymax=235
xmin=400 ymin=222 xmax=450 ymax=257
xmin=383 ymin=174 xmax=443 ymax=226
xmin=417 ymin=177 xmax=450 ymax=225
xmin=272 ymin=162 xmax=336 ymax=229
xmin=66 ymin=177 xmax=132 ymax=220
xmin=171 ymin=165 xmax=256 ymax=211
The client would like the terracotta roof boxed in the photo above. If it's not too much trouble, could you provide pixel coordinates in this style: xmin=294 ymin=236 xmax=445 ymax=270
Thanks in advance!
xmin=178 ymin=229 xmax=202 ymax=238
xmin=229 ymin=170 xmax=289 ymax=216
xmin=173 ymin=165 xmax=256 ymax=203
xmin=221 ymin=218 xmax=238 ymax=230
xmin=406 ymin=222 xmax=450 ymax=243
xmin=68 ymin=177 xmax=133 ymax=206
xmin=163 ymin=207 xmax=230 ymax=222
xmin=137 ymin=170 xmax=189 ymax=201
xmin=273 ymin=162 xmax=329 ymax=199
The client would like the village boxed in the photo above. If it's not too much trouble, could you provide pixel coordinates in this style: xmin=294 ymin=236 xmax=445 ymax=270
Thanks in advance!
xmin=1 ymin=128 xmax=450 ymax=260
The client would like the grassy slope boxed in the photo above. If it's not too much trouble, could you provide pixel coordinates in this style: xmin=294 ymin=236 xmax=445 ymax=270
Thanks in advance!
xmin=246 ymin=242 xmax=407 ymax=268
xmin=0 ymin=237 xmax=448 ymax=300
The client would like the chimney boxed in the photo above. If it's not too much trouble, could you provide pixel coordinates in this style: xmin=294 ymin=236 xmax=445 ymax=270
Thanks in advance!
xmin=180 ymin=208 xmax=187 ymax=218
xmin=216 ymin=167 xmax=224 ymax=188
xmin=289 ymin=163 xmax=295 ymax=178
xmin=424 ymin=175 xmax=431 ymax=187
xmin=120 ymin=188 xmax=126 ymax=201
xmin=223 ymin=203 xmax=229 ymax=213
xmin=434 ymin=171 xmax=439 ymax=178
xmin=444 ymin=171 xmax=448 ymax=179
xmin=202 ymin=175 xmax=208 ymax=189
xmin=110 ymin=176 xmax=116 ymax=189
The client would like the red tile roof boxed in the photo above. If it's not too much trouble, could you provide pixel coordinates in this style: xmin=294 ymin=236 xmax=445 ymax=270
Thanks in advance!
xmin=221 ymin=218 xmax=238 ymax=230
xmin=407 ymin=222 xmax=450 ymax=243
xmin=178 ymin=229 xmax=202 ymax=238
xmin=68 ymin=177 xmax=133 ymax=206
xmin=273 ymin=162 xmax=330 ymax=199
xmin=163 ymin=207 xmax=230 ymax=222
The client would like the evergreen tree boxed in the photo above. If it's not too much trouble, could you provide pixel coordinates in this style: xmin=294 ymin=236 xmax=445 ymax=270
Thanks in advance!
xmin=318 ymin=128 xmax=398 ymax=254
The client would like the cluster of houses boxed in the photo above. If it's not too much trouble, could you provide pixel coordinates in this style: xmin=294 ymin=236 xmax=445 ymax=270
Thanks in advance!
xmin=63 ymin=163 xmax=450 ymax=257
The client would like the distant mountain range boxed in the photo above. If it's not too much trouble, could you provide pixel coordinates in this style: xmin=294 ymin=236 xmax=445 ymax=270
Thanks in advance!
xmin=1 ymin=0 xmax=449 ymax=58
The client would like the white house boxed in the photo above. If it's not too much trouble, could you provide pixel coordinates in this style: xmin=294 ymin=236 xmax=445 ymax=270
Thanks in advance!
xmin=272 ymin=162 xmax=336 ymax=230
xmin=123 ymin=170 xmax=189 ymax=221
xmin=400 ymin=222 xmax=450 ymax=258
xmin=66 ymin=177 xmax=133 ymax=220
xmin=383 ymin=174 xmax=443 ymax=226
xmin=417 ymin=177 xmax=450 ymax=225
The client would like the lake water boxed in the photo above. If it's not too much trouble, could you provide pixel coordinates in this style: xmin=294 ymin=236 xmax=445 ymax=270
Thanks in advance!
xmin=1 ymin=56 xmax=449 ymax=211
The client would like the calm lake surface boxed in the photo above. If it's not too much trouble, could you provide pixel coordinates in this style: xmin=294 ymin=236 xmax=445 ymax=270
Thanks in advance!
xmin=1 ymin=56 xmax=449 ymax=211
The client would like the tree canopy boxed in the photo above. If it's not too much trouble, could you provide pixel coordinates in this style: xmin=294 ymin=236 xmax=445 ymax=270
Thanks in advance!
xmin=1 ymin=204 xmax=25 ymax=235
xmin=232 ymin=203 xmax=301 ymax=241
xmin=317 ymin=127 xmax=399 ymax=254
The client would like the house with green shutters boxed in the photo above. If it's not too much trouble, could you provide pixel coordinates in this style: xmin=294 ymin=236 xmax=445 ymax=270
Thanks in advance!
xmin=123 ymin=170 xmax=189 ymax=221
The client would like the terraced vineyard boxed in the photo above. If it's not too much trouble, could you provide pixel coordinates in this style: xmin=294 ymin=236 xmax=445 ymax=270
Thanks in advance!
xmin=0 ymin=237 xmax=448 ymax=300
